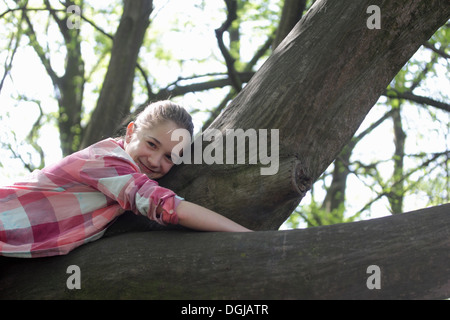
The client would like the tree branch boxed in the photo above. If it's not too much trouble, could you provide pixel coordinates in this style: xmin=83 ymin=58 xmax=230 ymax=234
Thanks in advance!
xmin=1 ymin=203 xmax=449 ymax=299
xmin=384 ymin=89 xmax=450 ymax=113
xmin=354 ymin=151 xmax=449 ymax=215
xmin=0 ymin=5 xmax=65 ymax=20
xmin=423 ymin=41 xmax=450 ymax=59
xmin=215 ymin=0 xmax=242 ymax=92
xmin=202 ymin=34 xmax=275 ymax=131
xmin=155 ymin=71 xmax=254 ymax=100
xmin=0 ymin=13 xmax=23 ymax=95
xmin=21 ymin=7 xmax=60 ymax=86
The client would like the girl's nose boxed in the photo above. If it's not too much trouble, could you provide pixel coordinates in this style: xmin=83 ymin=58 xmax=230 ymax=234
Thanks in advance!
xmin=148 ymin=153 xmax=161 ymax=169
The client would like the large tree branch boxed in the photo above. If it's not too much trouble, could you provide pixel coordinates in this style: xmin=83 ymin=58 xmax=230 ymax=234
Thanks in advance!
xmin=158 ymin=0 xmax=450 ymax=230
xmin=1 ymin=203 xmax=449 ymax=299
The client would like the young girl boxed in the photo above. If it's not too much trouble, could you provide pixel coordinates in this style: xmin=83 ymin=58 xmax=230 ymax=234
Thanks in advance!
xmin=0 ymin=100 xmax=251 ymax=258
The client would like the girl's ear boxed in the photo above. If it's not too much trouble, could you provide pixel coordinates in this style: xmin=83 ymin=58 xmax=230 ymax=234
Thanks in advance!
xmin=125 ymin=122 xmax=135 ymax=143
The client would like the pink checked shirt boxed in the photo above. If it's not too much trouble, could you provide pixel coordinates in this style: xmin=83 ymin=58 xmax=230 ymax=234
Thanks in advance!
xmin=0 ymin=138 xmax=181 ymax=258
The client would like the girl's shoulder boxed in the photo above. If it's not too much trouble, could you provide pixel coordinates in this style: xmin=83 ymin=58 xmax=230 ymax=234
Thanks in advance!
xmin=86 ymin=138 xmax=136 ymax=167
xmin=53 ymin=138 xmax=133 ymax=168
xmin=91 ymin=137 xmax=123 ymax=150
xmin=88 ymin=138 xmax=125 ymax=157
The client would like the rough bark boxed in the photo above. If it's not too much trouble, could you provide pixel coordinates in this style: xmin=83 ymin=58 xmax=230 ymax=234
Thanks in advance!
xmin=1 ymin=203 xmax=449 ymax=299
xmin=80 ymin=0 xmax=153 ymax=149
xmin=158 ymin=0 xmax=450 ymax=230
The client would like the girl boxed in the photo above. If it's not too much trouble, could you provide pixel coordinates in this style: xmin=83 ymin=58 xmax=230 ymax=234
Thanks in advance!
xmin=0 ymin=100 xmax=251 ymax=258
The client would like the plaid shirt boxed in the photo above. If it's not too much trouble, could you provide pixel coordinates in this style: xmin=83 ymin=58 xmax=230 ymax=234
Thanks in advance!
xmin=0 ymin=138 xmax=181 ymax=258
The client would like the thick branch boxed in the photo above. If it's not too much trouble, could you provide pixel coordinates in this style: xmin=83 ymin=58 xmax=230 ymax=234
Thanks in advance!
xmin=1 ymin=204 xmax=449 ymax=299
xmin=159 ymin=0 xmax=450 ymax=230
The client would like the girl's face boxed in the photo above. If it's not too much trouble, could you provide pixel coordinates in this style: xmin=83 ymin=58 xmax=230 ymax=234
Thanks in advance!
xmin=124 ymin=120 xmax=187 ymax=180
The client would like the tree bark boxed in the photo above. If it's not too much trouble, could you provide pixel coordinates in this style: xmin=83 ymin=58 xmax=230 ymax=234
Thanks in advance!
xmin=1 ymin=203 xmax=449 ymax=299
xmin=158 ymin=0 xmax=450 ymax=230
xmin=80 ymin=0 xmax=153 ymax=149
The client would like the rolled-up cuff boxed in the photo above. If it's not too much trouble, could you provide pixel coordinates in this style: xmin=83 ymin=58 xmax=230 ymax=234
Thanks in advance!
xmin=155 ymin=194 xmax=181 ymax=225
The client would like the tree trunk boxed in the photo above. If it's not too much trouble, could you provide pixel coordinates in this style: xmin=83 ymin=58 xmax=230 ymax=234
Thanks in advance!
xmin=389 ymin=105 xmax=406 ymax=213
xmin=1 ymin=203 xmax=449 ymax=299
xmin=158 ymin=0 xmax=450 ymax=230
xmin=23 ymin=2 xmax=85 ymax=156
xmin=80 ymin=0 xmax=153 ymax=149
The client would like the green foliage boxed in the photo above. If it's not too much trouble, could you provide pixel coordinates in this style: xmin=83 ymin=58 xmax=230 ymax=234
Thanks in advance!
xmin=286 ymin=197 xmax=348 ymax=228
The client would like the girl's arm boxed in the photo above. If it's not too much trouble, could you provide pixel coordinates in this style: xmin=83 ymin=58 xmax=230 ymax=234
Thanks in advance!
xmin=172 ymin=201 xmax=252 ymax=232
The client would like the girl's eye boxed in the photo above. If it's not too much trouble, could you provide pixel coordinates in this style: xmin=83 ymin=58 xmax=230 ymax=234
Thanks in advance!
xmin=147 ymin=141 xmax=157 ymax=149
xmin=165 ymin=154 xmax=173 ymax=162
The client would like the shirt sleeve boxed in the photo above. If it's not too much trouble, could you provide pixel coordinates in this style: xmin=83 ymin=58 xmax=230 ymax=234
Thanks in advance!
xmin=94 ymin=171 xmax=181 ymax=226
xmin=48 ymin=139 xmax=181 ymax=226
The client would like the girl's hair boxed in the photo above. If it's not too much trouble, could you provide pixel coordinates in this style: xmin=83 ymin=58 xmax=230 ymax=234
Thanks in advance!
xmin=134 ymin=100 xmax=194 ymax=137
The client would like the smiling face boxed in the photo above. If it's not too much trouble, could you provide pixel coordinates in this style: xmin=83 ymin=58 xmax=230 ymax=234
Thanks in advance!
xmin=124 ymin=120 xmax=188 ymax=180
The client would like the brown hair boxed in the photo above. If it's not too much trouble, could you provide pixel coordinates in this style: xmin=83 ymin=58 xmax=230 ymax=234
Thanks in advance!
xmin=134 ymin=100 xmax=194 ymax=137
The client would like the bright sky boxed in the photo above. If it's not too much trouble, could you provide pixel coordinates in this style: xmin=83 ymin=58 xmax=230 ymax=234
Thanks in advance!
xmin=0 ymin=0 xmax=448 ymax=228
